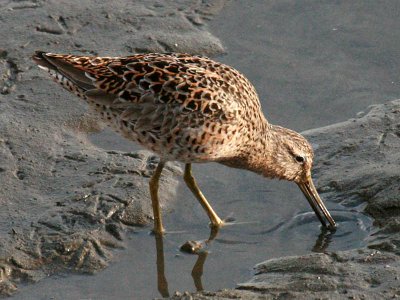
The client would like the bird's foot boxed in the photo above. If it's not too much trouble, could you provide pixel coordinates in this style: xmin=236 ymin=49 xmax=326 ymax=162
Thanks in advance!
xmin=209 ymin=216 xmax=237 ymax=228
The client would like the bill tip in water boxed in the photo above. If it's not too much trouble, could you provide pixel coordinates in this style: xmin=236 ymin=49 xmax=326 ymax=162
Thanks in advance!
xmin=324 ymin=220 xmax=337 ymax=232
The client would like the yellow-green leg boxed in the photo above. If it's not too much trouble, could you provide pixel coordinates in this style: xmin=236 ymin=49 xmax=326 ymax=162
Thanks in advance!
xmin=150 ymin=161 xmax=165 ymax=234
xmin=183 ymin=163 xmax=223 ymax=227
xmin=154 ymin=233 xmax=169 ymax=297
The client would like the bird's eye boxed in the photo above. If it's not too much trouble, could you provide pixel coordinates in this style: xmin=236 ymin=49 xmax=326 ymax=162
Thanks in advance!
xmin=295 ymin=156 xmax=305 ymax=163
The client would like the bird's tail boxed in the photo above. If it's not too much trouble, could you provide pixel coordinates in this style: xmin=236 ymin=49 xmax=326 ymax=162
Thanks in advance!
xmin=32 ymin=51 xmax=95 ymax=97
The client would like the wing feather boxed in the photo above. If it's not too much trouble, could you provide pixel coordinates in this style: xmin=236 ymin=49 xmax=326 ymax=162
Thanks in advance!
xmin=33 ymin=52 xmax=251 ymax=135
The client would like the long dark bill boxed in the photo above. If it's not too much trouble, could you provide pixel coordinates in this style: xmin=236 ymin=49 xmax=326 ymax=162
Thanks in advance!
xmin=298 ymin=179 xmax=336 ymax=230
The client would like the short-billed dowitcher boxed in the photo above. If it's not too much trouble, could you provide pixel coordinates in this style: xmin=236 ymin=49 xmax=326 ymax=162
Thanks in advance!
xmin=32 ymin=51 xmax=336 ymax=234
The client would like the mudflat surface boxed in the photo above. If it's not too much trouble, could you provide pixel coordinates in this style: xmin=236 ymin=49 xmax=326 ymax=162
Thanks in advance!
xmin=0 ymin=0 xmax=400 ymax=299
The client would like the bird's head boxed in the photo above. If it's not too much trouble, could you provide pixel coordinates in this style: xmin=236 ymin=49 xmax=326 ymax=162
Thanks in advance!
xmin=264 ymin=125 xmax=336 ymax=229
xmin=268 ymin=125 xmax=314 ymax=183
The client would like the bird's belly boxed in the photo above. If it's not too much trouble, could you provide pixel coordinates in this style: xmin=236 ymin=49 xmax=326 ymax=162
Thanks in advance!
xmin=92 ymin=110 xmax=239 ymax=163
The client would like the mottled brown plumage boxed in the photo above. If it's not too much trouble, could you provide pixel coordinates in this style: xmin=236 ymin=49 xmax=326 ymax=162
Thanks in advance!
xmin=32 ymin=51 xmax=336 ymax=233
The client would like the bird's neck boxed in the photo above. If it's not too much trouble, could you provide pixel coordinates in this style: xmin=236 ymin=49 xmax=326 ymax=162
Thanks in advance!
xmin=245 ymin=124 xmax=283 ymax=178
xmin=219 ymin=122 xmax=283 ymax=179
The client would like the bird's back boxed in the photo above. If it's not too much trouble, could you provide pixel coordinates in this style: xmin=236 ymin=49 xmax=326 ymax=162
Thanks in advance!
xmin=33 ymin=52 xmax=267 ymax=162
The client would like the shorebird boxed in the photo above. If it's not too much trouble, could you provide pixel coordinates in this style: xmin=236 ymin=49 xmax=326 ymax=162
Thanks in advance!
xmin=32 ymin=51 xmax=336 ymax=234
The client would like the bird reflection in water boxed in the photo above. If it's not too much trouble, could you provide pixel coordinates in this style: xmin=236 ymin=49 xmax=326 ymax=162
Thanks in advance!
xmin=153 ymin=224 xmax=335 ymax=298
xmin=312 ymin=226 xmax=335 ymax=253
xmin=154 ymin=227 xmax=219 ymax=298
